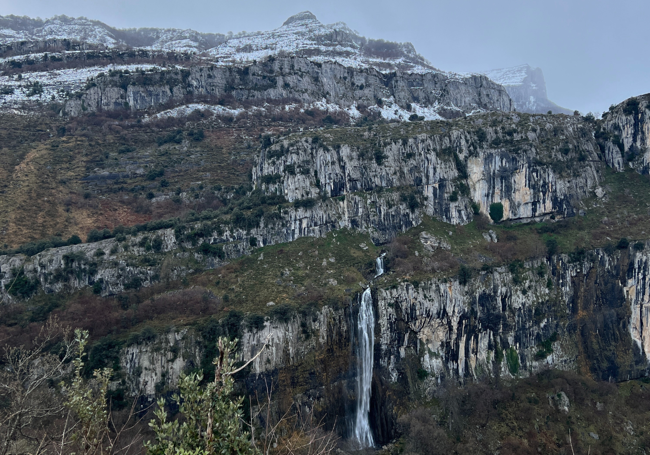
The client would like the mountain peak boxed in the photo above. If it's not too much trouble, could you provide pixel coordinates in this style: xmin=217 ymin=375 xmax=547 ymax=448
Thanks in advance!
xmin=282 ymin=11 xmax=319 ymax=27
xmin=481 ymin=64 xmax=571 ymax=114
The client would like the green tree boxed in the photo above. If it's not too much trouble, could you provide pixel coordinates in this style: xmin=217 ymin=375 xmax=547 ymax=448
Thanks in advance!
xmin=146 ymin=338 xmax=259 ymax=455
xmin=489 ymin=202 xmax=504 ymax=223
xmin=64 ymin=329 xmax=113 ymax=455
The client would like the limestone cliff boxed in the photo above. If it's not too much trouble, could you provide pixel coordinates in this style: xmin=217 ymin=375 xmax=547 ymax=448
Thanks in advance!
xmin=601 ymin=94 xmax=650 ymax=174
xmin=62 ymin=57 xmax=512 ymax=118
xmin=254 ymin=113 xmax=601 ymax=224
xmin=113 ymin=242 xmax=650 ymax=442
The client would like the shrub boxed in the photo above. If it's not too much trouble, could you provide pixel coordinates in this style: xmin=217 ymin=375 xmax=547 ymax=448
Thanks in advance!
xmin=87 ymin=229 xmax=112 ymax=243
xmin=245 ymin=314 xmax=266 ymax=331
xmin=623 ymin=98 xmax=640 ymax=116
xmin=25 ymin=81 xmax=44 ymax=97
xmin=249 ymin=236 xmax=257 ymax=247
xmin=489 ymin=202 xmax=504 ymax=223
xmin=128 ymin=326 xmax=157 ymax=345
xmin=146 ymin=168 xmax=165 ymax=181
xmin=190 ymin=129 xmax=205 ymax=141
xmin=617 ymin=238 xmax=630 ymax=249
xmin=476 ymin=128 xmax=487 ymax=144
xmin=124 ymin=276 xmax=143 ymax=291
xmin=269 ymin=304 xmax=295 ymax=323
xmin=118 ymin=145 xmax=135 ymax=154
xmin=198 ymin=242 xmax=225 ymax=259
xmin=294 ymin=198 xmax=316 ymax=209
xmin=416 ymin=368 xmax=429 ymax=380
xmin=261 ymin=174 xmax=282 ymax=185
xmin=400 ymin=192 xmax=420 ymax=212
xmin=374 ymin=150 xmax=387 ymax=165
xmin=471 ymin=202 xmax=481 ymax=215
xmin=6 ymin=268 xmax=39 ymax=299
xmin=634 ymin=242 xmax=645 ymax=251
xmin=545 ymin=238 xmax=558 ymax=256
xmin=453 ymin=152 xmax=468 ymax=179
xmin=458 ymin=265 xmax=472 ymax=285
xmin=67 ymin=235 xmax=82 ymax=245
xmin=222 ymin=310 xmax=243 ymax=339
xmin=506 ymin=347 xmax=520 ymax=375
xmin=92 ymin=280 xmax=103 ymax=295
xmin=151 ymin=236 xmax=164 ymax=253
xmin=85 ymin=336 xmax=123 ymax=375
xmin=157 ymin=129 xmax=183 ymax=146
xmin=569 ymin=247 xmax=586 ymax=263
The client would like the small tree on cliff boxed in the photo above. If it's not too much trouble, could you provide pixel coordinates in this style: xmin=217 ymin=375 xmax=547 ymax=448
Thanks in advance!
xmin=489 ymin=202 xmax=504 ymax=223
xmin=146 ymin=338 xmax=264 ymax=455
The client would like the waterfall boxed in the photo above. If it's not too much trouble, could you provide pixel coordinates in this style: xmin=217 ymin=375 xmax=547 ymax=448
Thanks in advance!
xmin=375 ymin=253 xmax=385 ymax=277
xmin=354 ymin=287 xmax=375 ymax=448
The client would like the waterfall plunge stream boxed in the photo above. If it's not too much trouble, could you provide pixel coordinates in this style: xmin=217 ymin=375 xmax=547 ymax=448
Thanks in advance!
xmin=353 ymin=255 xmax=384 ymax=448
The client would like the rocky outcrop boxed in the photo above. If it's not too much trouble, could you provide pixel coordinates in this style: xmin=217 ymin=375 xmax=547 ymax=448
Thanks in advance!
xmin=62 ymin=57 xmax=513 ymax=117
xmin=378 ymin=244 xmax=650 ymax=386
xmin=0 ymin=191 xmax=421 ymax=303
xmin=254 ymin=113 xmax=602 ymax=224
xmin=601 ymin=94 xmax=650 ymax=174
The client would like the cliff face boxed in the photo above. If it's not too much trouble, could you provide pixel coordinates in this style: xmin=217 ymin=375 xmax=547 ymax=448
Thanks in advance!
xmin=113 ymin=242 xmax=650 ymax=441
xmin=254 ymin=113 xmax=601 ymax=224
xmin=601 ymin=94 xmax=650 ymax=174
xmin=62 ymin=57 xmax=513 ymax=118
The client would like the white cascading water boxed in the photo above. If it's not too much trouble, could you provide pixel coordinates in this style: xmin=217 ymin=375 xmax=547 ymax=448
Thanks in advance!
xmin=375 ymin=253 xmax=385 ymax=277
xmin=354 ymin=287 xmax=376 ymax=448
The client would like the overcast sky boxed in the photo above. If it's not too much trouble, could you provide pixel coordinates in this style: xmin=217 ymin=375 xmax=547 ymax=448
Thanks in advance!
xmin=2 ymin=0 xmax=648 ymax=115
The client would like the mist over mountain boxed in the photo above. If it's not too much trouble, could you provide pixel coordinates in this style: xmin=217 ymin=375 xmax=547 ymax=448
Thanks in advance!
xmin=482 ymin=64 xmax=573 ymax=115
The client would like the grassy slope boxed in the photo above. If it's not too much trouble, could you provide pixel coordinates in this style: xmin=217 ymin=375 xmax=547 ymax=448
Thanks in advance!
xmin=0 ymin=113 xmax=257 ymax=247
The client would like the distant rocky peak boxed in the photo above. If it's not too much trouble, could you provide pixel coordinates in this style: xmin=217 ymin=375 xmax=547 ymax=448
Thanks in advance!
xmin=481 ymin=64 xmax=571 ymax=115
xmin=282 ymin=11 xmax=320 ymax=27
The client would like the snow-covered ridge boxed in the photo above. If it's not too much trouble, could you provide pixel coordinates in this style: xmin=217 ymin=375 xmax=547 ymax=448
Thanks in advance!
xmin=482 ymin=64 xmax=531 ymax=87
xmin=0 ymin=12 xmax=434 ymax=75
xmin=0 ymin=64 xmax=162 ymax=108
xmin=146 ymin=98 xmax=458 ymax=124
xmin=0 ymin=15 xmax=226 ymax=52
xmin=208 ymin=11 xmax=434 ymax=74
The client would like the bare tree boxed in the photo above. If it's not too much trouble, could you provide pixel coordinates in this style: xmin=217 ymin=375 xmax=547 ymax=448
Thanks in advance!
xmin=247 ymin=377 xmax=338 ymax=455
xmin=0 ymin=318 xmax=76 ymax=455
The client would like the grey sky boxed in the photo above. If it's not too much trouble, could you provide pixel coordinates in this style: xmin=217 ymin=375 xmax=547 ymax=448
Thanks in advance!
xmin=2 ymin=0 xmax=648 ymax=115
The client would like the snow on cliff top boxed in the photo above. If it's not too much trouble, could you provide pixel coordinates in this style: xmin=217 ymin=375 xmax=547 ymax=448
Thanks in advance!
xmin=0 ymin=12 xmax=438 ymax=75
xmin=0 ymin=16 xmax=118 ymax=47
xmin=482 ymin=64 xmax=532 ymax=86
xmin=207 ymin=11 xmax=435 ymax=74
